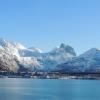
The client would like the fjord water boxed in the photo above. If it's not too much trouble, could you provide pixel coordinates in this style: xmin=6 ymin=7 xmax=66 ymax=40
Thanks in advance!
xmin=0 ymin=79 xmax=100 ymax=100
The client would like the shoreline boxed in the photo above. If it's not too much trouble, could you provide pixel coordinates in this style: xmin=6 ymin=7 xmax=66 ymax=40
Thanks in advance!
xmin=0 ymin=71 xmax=100 ymax=79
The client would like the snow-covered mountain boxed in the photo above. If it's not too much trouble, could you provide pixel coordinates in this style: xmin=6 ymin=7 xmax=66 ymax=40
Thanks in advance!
xmin=2 ymin=38 xmax=100 ymax=73
xmin=42 ymin=43 xmax=76 ymax=70
xmin=57 ymin=48 xmax=100 ymax=72
xmin=29 ymin=47 xmax=42 ymax=53
xmin=0 ymin=39 xmax=76 ymax=72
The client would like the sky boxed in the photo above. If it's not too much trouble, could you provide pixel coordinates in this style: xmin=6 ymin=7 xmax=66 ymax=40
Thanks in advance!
xmin=0 ymin=0 xmax=100 ymax=55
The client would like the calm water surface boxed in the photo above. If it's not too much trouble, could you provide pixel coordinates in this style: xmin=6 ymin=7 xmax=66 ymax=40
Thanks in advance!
xmin=0 ymin=79 xmax=100 ymax=100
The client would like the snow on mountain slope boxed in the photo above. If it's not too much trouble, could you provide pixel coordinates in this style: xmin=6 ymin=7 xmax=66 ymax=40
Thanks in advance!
xmin=0 ymin=39 xmax=42 ymax=71
xmin=57 ymin=48 xmax=100 ymax=72
xmin=0 ymin=49 xmax=19 ymax=72
xmin=0 ymin=39 xmax=76 ymax=72
xmin=3 ymin=38 xmax=100 ymax=72
xmin=48 ymin=43 xmax=76 ymax=61
xmin=41 ymin=43 xmax=76 ymax=70
xmin=0 ymin=38 xmax=26 ymax=57
xmin=29 ymin=47 xmax=42 ymax=53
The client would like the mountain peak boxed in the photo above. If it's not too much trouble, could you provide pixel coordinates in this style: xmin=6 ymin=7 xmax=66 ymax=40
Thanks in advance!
xmin=0 ymin=38 xmax=26 ymax=50
xmin=14 ymin=43 xmax=26 ymax=49
xmin=90 ymin=48 xmax=100 ymax=51
xmin=59 ymin=43 xmax=76 ymax=56
xmin=60 ymin=43 xmax=66 ymax=48
xmin=50 ymin=43 xmax=76 ymax=57
xmin=79 ymin=48 xmax=100 ymax=58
